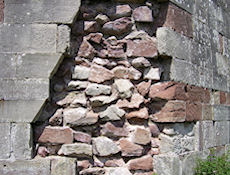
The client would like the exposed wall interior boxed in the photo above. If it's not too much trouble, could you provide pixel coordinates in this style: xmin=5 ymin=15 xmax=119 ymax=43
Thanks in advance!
xmin=0 ymin=0 xmax=229 ymax=175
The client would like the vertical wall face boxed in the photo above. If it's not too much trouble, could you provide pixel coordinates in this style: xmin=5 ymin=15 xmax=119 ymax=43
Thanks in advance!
xmin=0 ymin=0 xmax=229 ymax=175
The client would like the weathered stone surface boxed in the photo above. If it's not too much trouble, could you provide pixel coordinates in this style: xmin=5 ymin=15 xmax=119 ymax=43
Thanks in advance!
xmin=152 ymin=101 xmax=186 ymax=122
xmin=92 ymin=136 xmax=120 ymax=156
xmin=107 ymin=44 xmax=126 ymax=58
xmin=38 ymin=126 xmax=73 ymax=144
xmin=74 ymin=131 xmax=91 ymax=144
xmin=67 ymin=81 xmax=88 ymax=90
xmin=105 ymin=167 xmax=132 ymax=175
xmin=144 ymin=67 xmax=162 ymax=80
xmin=11 ymin=123 xmax=33 ymax=159
xmin=72 ymin=66 xmax=90 ymax=80
xmin=186 ymin=102 xmax=202 ymax=121
xmin=149 ymin=122 xmax=160 ymax=137
xmin=58 ymin=143 xmax=92 ymax=158
xmin=126 ymin=107 xmax=149 ymax=119
xmin=119 ymin=138 xmax=143 ymax=157
xmin=86 ymin=83 xmax=111 ymax=96
xmin=95 ymin=14 xmax=110 ymax=25
xmin=4 ymin=0 xmax=80 ymax=24
xmin=71 ymin=93 xmax=87 ymax=107
xmin=77 ymin=160 xmax=91 ymax=171
xmin=151 ymin=138 xmax=160 ymax=148
xmin=137 ymin=80 xmax=151 ymax=96
xmin=89 ymin=65 xmax=114 ymax=83
xmin=101 ymin=122 xmax=129 ymax=137
xmin=78 ymin=40 xmax=95 ymax=59
xmin=132 ymin=128 xmax=151 ymax=145
xmin=105 ymin=158 xmax=125 ymax=167
xmin=37 ymin=146 xmax=49 ymax=157
xmin=86 ymin=33 xmax=103 ymax=44
xmin=126 ymin=38 xmax=157 ymax=58
xmin=57 ymin=25 xmax=70 ymax=53
xmin=112 ymin=66 xmax=142 ymax=80
xmin=127 ymin=155 xmax=153 ymax=170
xmin=80 ymin=167 xmax=105 ymax=175
xmin=56 ymin=92 xmax=77 ymax=106
xmin=93 ymin=57 xmax=110 ymax=66
xmin=155 ymin=2 xmax=192 ymax=38
xmin=215 ymin=121 xmax=229 ymax=146
xmin=132 ymin=57 xmax=151 ymax=68
xmin=0 ymin=123 xmax=11 ymax=159
xmin=0 ymin=159 xmax=51 ymax=175
xmin=117 ymin=93 xmax=144 ymax=108
xmin=114 ymin=79 xmax=134 ymax=98
xmin=213 ymin=105 xmax=230 ymax=121
xmin=84 ymin=21 xmax=99 ymax=33
xmin=149 ymin=82 xmax=186 ymax=100
xmin=102 ymin=17 xmax=132 ymax=36
xmin=0 ymin=0 xmax=3 ymax=23
xmin=90 ymin=95 xmax=118 ymax=107
xmin=99 ymin=105 xmax=125 ymax=121
xmin=50 ymin=156 xmax=77 ymax=175
xmin=133 ymin=6 xmax=153 ymax=22
xmin=115 ymin=5 xmax=132 ymax=18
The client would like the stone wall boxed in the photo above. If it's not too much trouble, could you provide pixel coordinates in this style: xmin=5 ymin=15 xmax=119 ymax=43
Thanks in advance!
xmin=0 ymin=0 xmax=229 ymax=175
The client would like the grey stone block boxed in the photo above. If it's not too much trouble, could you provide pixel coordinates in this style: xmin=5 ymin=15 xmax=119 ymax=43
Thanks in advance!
xmin=4 ymin=0 xmax=81 ymax=24
xmin=0 ymin=123 xmax=11 ymax=159
xmin=194 ymin=0 xmax=209 ymax=24
xmin=0 ymin=100 xmax=45 ymax=122
xmin=199 ymin=67 xmax=213 ymax=89
xmin=156 ymin=27 xmax=192 ymax=61
xmin=223 ymin=36 xmax=230 ymax=58
xmin=16 ymin=53 xmax=62 ymax=79
xmin=0 ymin=159 xmax=51 ymax=175
xmin=0 ymin=53 xmax=17 ymax=79
xmin=0 ymin=79 xmax=15 ymax=100
xmin=57 ymin=25 xmax=70 ymax=53
xmin=215 ymin=121 xmax=230 ymax=146
xmin=216 ymin=52 xmax=229 ymax=76
xmin=49 ymin=156 xmax=77 ymax=175
xmin=170 ymin=0 xmax=194 ymax=14
xmin=212 ymin=73 xmax=228 ymax=92
xmin=153 ymin=153 xmax=181 ymax=175
xmin=0 ymin=24 xmax=57 ymax=53
xmin=11 ymin=123 xmax=32 ymax=159
xmin=213 ymin=105 xmax=230 ymax=121
xmin=201 ymin=121 xmax=215 ymax=149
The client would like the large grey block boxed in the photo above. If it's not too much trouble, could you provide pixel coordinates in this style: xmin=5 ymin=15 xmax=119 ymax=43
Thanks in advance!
xmin=0 ymin=53 xmax=17 ymax=79
xmin=153 ymin=153 xmax=181 ymax=175
xmin=0 ymin=78 xmax=49 ymax=101
xmin=213 ymin=105 xmax=230 ymax=121
xmin=57 ymin=25 xmax=70 ymax=53
xmin=156 ymin=27 xmax=192 ymax=61
xmin=0 ymin=100 xmax=45 ymax=122
xmin=11 ymin=123 xmax=32 ymax=159
xmin=194 ymin=0 xmax=209 ymax=24
xmin=201 ymin=121 xmax=215 ymax=149
xmin=0 ymin=123 xmax=11 ymax=159
xmin=4 ymin=0 xmax=80 ymax=24
xmin=170 ymin=0 xmax=194 ymax=14
xmin=215 ymin=121 xmax=230 ymax=146
xmin=0 ymin=159 xmax=51 ymax=175
xmin=0 ymin=24 xmax=57 ymax=53
xmin=212 ymin=73 xmax=228 ymax=92
xmin=16 ymin=53 xmax=62 ymax=79
xmin=215 ymin=52 xmax=229 ymax=76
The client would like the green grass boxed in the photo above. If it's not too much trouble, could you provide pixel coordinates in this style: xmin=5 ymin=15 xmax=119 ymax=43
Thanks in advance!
xmin=195 ymin=150 xmax=230 ymax=175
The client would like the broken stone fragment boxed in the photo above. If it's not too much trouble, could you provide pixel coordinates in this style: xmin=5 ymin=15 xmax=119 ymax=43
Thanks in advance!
xmin=79 ymin=168 xmax=105 ymax=175
xmin=49 ymin=108 xmax=63 ymax=126
xmin=107 ymin=45 xmax=126 ymax=58
xmin=126 ymin=38 xmax=157 ymax=58
xmin=148 ymin=121 xmax=160 ymax=137
xmin=133 ymin=6 xmax=153 ymax=22
xmin=99 ymin=105 xmax=125 ymax=121
xmin=132 ymin=57 xmax=151 ymax=68
xmin=56 ymin=92 xmax=77 ymax=107
xmin=115 ymin=5 xmax=132 ymax=18
xmin=37 ymin=146 xmax=49 ymax=157
xmin=136 ymin=80 xmax=151 ymax=96
xmin=116 ymin=93 xmax=144 ymax=108
xmin=101 ymin=122 xmax=129 ymax=137
xmin=126 ymin=107 xmax=149 ymax=119
xmin=112 ymin=66 xmax=142 ymax=80
xmin=132 ymin=127 xmax=151 ymax=145
xmin=144 ymin=67 xmax=162 ymax=80
xmin=72 ymin=66 xmax=90 ymax=80
xmin=63 ymin=108 xmax=98 ymax=126
xmin=89 ymin=64 xmax=114 ymax=83
xmin=105 ymin=167 xmax=132 ymax=175
xmin=90 ymin=95 xmax=118 ymax=107
xmin=77 ymin=160 xmax=92 ymax=171
xmin=84 ymin=21 xmax=100 ymax=33
xmin=86 ymin=83 xmax=111 ymax=96
xmin=92 ymin=136 xmax=120 ymax=156
xmin=38 ymin=126 xmax=73 ymax=144
xmin=78 ymin=40 xmax=95 ymax=59
xmin=92 ymin=57 xmax=110 ymax=66
xmin=73 ymin=131 xmax=91 ymax=144
xmin=85 ymin=33 xmax=103 ymax=44
xmin=119 ymin=138 xmax=143 ymax=157
xmin=127 ymin=155 xmax=153 ymax=170
xmin=58 ymin=143 xmax=92 ymax=158
xmin=102 ymin=17 xmax=133 ymax=36
xmin=70 ymin=93 xmax=87 ymax=107
xmin=114 ymin=79 xmax=134 ymax=99
xmin=67 ymin=81 xmax=89 ymax=90
xmin=95 ymin=14 xmax=110 ymax=25
xmin=104 ymin=158 xmax=125 ymax=167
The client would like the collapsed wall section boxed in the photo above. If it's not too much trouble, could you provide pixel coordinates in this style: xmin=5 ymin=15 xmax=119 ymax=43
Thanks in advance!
xmin=0 ymin=0 xmax=230 ymax=175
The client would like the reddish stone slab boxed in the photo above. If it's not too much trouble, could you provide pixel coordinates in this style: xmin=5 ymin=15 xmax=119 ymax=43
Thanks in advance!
xmin=119 ymin=138 xmax=143 ymax=157
xmin=127 ymin=155 xmax=153 ymax=170
xmin=186 ymin=101 xmax=202 ymax=121
xmin=38 ymin=126 xmax=73 ymax=144
xmin=133 ymin=6 xmax=153 ymax=22
xmin=74 ymin=131 xmax=91 ymax=144
xmin=220 ymin=91 xmax=226 ymax=104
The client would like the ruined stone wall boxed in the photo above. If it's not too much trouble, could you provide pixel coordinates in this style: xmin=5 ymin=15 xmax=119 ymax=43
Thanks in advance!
xmin=0 ymin=0 xmax=229 ymax=175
